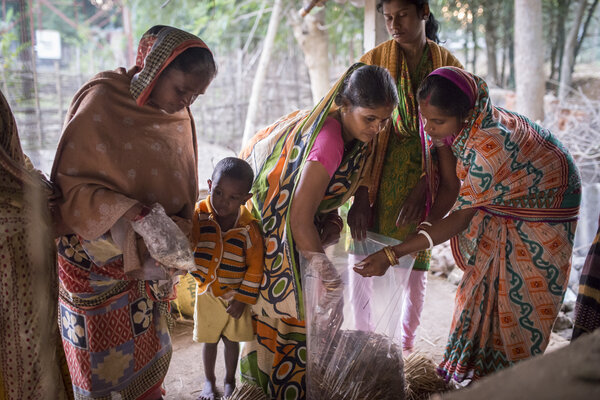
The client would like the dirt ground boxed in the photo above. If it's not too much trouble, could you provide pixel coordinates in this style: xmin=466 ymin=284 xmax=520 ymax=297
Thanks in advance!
xmin=162 ymin=274 xmax=569 ymax=399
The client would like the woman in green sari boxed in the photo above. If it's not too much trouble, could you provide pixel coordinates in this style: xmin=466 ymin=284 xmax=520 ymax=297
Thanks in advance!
xmin=348 ymin=0 xmax=463 ymax=355
xmin=239 ymin=64 xmax=398 ymax=399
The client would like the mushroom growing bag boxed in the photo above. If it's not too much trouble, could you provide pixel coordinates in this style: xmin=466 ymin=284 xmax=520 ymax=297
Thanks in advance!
xmin=302 ymin=231 xmax=414 ymax=399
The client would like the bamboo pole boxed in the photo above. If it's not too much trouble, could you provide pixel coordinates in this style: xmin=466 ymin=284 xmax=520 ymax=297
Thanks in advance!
xmin=28 ymin=0 xmax=43 ymax=146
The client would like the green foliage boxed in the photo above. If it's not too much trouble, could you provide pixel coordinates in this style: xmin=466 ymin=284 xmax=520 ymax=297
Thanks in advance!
xmin=38 ymin=1 xmax=100 ymax=45
xmin=127 ymin=0 xmax=365 ymax=64
xmin=325 ymin=2 xmax=364 ymax=63
xmin=127 ymin=0 xmax=275 ymax=52
xmin=0 ymin=8 xmax=26 ymax=71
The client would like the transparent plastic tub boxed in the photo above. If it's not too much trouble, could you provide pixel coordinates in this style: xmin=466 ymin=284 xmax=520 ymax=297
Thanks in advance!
xmin=302 ymin=231 xmax=414 ymax=399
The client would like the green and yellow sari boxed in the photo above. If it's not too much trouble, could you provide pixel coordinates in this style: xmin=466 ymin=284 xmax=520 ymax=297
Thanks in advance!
xmin=360 ymin=39 xmax=462 ymax=270
xmin=239 ymin=64 xmax=370 ymax=399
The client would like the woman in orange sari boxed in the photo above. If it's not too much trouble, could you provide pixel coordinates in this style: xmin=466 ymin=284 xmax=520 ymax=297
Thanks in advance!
xmin=51 ymin=26 xmax=216 ymax=399
xmin=356 ymin=67 xmax=581 ymax=382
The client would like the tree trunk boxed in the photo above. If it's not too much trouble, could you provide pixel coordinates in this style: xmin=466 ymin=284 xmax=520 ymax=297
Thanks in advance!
xmin=548 ymin=2 xmax=558 ymax=81
xmin=574 ymin=0 xmax=599 ymax=62
xmin=471 ymin=11 xmax=477 ymax=74
xmin=559 ymin=0 xmax=586 ymax=99
xmin=514 ymin=0 xmax=545 ymax=120
xmin=484 ymin=10 xmax=499 ymax=85
xmin=500 ymin=3 xmax=509 ymax=87
xmin=18 ymin=0 xmax=33 ymax=100
xmin=500 ymin=1 xmax=515 ymax=88
xmin=242 ymin=0 xmax=283 ymax=146
xmin=555 ymin=0 xmax=570 ymax=82
xmin=291 ymin=4 xmax=330 ymax=104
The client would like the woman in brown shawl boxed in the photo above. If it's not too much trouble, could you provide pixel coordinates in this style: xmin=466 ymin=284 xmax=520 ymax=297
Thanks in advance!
xmin=51 ymin=26 xmax=216 ymax=399
xmin=0 ymin=89 xmax=72 ymax=399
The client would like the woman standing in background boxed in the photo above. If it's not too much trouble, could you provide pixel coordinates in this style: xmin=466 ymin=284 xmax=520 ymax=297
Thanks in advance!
xmin=348 ymin=0 xmax=463 ymax=355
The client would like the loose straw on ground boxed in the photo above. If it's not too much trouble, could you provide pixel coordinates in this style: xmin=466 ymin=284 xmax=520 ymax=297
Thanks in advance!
xmin=226 ymin=382 xmax=267 ymax=400
xmin=404 ymin=352 xmax=454 ymax=400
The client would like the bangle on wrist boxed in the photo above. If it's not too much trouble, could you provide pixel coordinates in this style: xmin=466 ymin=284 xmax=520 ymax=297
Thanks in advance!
xmin=383 ymin=246 xmax=398 ymax=266
xmin=417 ymin=229 xmax=434 ymax=250
xmin=418 ymin=221 xmax=432 ymax=228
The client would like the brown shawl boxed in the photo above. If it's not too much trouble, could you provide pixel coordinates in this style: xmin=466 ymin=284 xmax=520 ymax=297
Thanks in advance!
xmin=0 ymin=90 xmax=38 ymax=189
xmin=51 ymin=26 xmax=209 ymax=271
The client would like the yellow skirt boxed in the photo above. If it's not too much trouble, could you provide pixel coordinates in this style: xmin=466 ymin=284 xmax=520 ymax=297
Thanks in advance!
xmin=193 ymin=290 xmax=255 ymax=343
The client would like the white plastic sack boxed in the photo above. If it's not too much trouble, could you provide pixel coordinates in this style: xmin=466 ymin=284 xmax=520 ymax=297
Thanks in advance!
xmin=302 ymin=231 xmax=414 ymax=399
xmin=130 ymin=203 xmax=196 ymax=271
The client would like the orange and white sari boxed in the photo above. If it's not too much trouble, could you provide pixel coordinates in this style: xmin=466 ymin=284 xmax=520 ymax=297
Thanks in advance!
xmin=435 ymin=68 xmax=581 ymax=382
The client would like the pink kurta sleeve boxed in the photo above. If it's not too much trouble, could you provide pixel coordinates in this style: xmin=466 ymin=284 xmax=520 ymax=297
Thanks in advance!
xmin=306 ymin=117 xmax=344 ymax=178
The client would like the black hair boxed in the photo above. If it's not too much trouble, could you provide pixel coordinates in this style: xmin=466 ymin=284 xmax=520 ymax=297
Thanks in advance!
xmin=166 ymin=47 xmax=218 ymax=78
xmin=335 ymin=65 xmax=398 ymax=110
xmin=212 ymin=157 xmax=254 ymax=193
xmin=376 ymin=0 xmax=440 ymax=44
xmin=417 ymin=75 xmax=472 ymax=120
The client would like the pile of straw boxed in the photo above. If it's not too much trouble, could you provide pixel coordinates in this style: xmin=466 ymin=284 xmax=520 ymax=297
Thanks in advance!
xmin=404 ymin=353 xmax=454 ymax=400
xmin=308 ymin=329 xmax=405 ymax=400
xmin=227 ymin=344 xmax=452 ymax=400
xmin=225 ymin=382 xmax=267 ymax=400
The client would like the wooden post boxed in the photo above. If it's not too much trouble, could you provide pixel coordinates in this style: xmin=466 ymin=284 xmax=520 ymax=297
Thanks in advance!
xmin=236 ymin=46 xmax=243 ymax=138
xmin=363 ymin=0 xmax=388 ymax=53
xmin=122 ymin=5 xmax=134 ymax=66
xmin=55 ymin=60 xmax=63 ymax=124
xmin=28 ymin=0 xmax=43 ymax=146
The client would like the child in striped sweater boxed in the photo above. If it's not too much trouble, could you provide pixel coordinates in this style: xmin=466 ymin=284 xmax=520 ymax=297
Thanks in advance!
xmin=190 ymin=157 xmax=264 ymax=400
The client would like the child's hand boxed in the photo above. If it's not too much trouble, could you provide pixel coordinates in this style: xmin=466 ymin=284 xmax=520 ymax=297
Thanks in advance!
xmin=319 ymin=222 xmax=342 ymax=248
xmin=226 ymin=299 xmax=246 ymax=319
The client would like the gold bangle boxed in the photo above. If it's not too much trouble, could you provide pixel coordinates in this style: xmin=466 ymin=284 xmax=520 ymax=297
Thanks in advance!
xmin=383 ymin=246 xmax=397 ymax=266
xmin=382 ymin=248 xmax=393 ymax=266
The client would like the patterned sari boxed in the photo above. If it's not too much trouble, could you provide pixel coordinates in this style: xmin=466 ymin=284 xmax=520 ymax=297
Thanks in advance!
xmin=436 ymin=67 xmax=581 ymax=382
xmin=239 ymin=64 xmax=370 ymax=399
xmin=0 ymin=90 xmax=72 ymax=399
xmin=572 ymin=215 xmax=600 ymax=340
xmin=360 ymin=39 xmax=462 ymax=270
xmin=51 ymin=26 xmax=208 ymax=399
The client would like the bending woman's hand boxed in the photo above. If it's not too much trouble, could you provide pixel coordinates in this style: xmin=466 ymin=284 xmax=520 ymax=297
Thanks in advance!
xmin=353 ymin=250 xmax=391 ymax=277
xmin=396 ymin=176 xmax=427 ymax=228
xmin=356 ymin=207 xmax=478 ymax=278
xmin=317 ymin=212 xmax=344 ymax=248
xmin=347 ymin=186 xmax=371 ymax=241
xmin=226 ymin=300 xmax=246 ymax=319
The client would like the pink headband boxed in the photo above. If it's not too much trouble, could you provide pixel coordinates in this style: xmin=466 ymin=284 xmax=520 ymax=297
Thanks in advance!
xmin=427 ymin=67 xmax=477 ymax=108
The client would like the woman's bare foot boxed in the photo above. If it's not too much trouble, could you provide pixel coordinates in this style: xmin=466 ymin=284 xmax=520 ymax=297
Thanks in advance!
xmin=402 ymin=347 xmax=414 ymax=358
xmin=197 ymin=380 xmax=218 ymax=400
xmin=223 ymin=381 xmax=236 ymax=398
